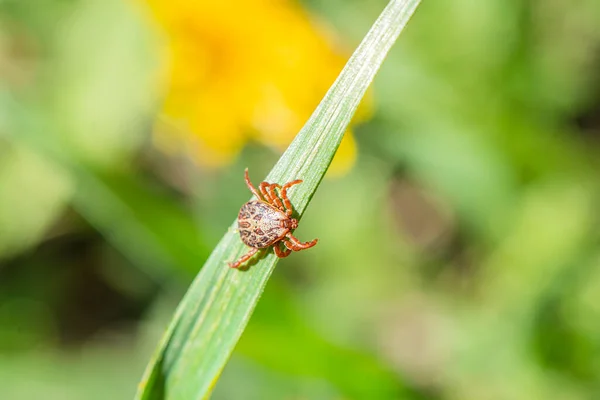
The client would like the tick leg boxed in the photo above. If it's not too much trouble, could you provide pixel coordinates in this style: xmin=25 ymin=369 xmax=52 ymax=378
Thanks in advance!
xmin=245 ymin=168 xmax=263 ymax=200
xmin=267 ymin=183 xmax=284 ymax=210
xmin=229 ymin=247 xmax=259 ymax=269
xmin=281 ymin=180 xmax=302 ymax=216
xmin=282 ymin=238 xmax=294 ymax=251
xmin=285 ymin=233 xmax=318 ymax=251
xmin=273 ymin=243 xmax=291 ymax=258
xmin=259 ymin=181 xmax=273 ymax=203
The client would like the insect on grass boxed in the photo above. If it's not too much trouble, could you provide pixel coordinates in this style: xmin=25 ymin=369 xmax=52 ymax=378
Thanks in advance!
xmin=229 ymin=168 xmax=318 ymax=269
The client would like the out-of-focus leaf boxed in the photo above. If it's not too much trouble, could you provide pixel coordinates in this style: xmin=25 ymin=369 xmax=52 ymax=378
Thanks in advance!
xmin=51 ymin=0 xmax=161 ymax=167
xmin=0 ymin=143 xmax=72 ymax=259
xmin=2 ymin=94 xmax=210 ymax=280
xmin=73 ymin=169 xmax=211 ymax=277
xmin=227 ymin=282 xmax=410 ymax=399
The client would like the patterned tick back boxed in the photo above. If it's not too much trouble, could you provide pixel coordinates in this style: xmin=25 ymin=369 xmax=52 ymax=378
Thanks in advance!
xmin=228 ymin=168 xmax=318 ymax=269
xmin=238 ymin=200 xmax=289 ymax=248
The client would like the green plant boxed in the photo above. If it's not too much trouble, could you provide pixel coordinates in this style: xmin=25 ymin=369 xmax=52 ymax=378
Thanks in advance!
xmin=136 ymin=1 xmax=422 ymax=398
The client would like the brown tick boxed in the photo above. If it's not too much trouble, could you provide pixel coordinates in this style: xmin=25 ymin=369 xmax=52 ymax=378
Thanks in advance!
xmin=228 ymin=168 xmax=318 ymax=269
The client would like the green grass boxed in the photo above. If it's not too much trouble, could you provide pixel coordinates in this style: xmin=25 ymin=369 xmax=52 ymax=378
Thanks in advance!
xmin=135 ymin=0 xmax=422 ymax=398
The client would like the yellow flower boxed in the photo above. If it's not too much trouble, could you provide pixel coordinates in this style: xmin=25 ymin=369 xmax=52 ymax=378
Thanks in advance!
xmin=140 ymin=0 xmax=369 ymax=175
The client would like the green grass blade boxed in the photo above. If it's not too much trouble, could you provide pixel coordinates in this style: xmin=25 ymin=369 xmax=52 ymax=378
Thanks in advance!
xmin=136 ymin=0 xmax=421 ymax=398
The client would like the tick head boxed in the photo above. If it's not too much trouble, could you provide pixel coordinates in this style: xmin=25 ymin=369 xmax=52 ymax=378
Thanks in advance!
xmin=282 ymin=217 xmax=299 ymax=230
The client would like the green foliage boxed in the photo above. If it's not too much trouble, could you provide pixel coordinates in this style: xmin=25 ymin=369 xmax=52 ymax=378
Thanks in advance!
xmin=2 ymin=0 xmax=600 ymax=399
xmin=136 ymin=1 xmax=421 ymax=398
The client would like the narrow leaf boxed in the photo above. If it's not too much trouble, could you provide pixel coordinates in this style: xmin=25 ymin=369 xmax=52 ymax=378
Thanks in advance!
xmin=137 ymin=0 xmax=421 ymax=398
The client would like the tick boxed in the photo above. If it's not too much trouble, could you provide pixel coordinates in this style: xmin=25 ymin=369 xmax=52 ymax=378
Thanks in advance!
xmin=228 ymin=168 xmax=318 ymax=269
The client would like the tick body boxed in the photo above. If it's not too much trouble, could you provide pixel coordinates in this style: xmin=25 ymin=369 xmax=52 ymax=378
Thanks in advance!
xmin=229 ymin=169 xmax=318 ymax=269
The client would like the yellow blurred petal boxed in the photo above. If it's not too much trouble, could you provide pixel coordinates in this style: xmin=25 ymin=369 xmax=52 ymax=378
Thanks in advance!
xmin=327 ymin=132 xmax=357 ymax=177
xmin=153 ymin=115 xmax=243 ymax=167
xmin=187 ymin=105 xmax=246 ymax=166
xmin=354 ymin=88 xmax=375 ymax=123
xmin=139 ymin=0 xmax=372 ymax=168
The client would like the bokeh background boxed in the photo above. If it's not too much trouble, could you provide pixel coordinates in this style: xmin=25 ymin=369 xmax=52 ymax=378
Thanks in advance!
xmin=2 ymin=0 xmax=600 ymax=399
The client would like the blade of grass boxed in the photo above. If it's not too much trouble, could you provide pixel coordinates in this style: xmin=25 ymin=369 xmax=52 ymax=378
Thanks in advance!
xmin=137 ymin=0 xmax=421 ymax=398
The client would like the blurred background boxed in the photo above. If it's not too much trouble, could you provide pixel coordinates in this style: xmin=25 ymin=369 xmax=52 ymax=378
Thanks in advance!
xmin=1 ymin=0 xmax=600 ymax=399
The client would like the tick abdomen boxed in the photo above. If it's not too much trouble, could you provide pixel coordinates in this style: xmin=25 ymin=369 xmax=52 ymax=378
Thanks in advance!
xmin=238 ymin=200 xmax=288 ymax=248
